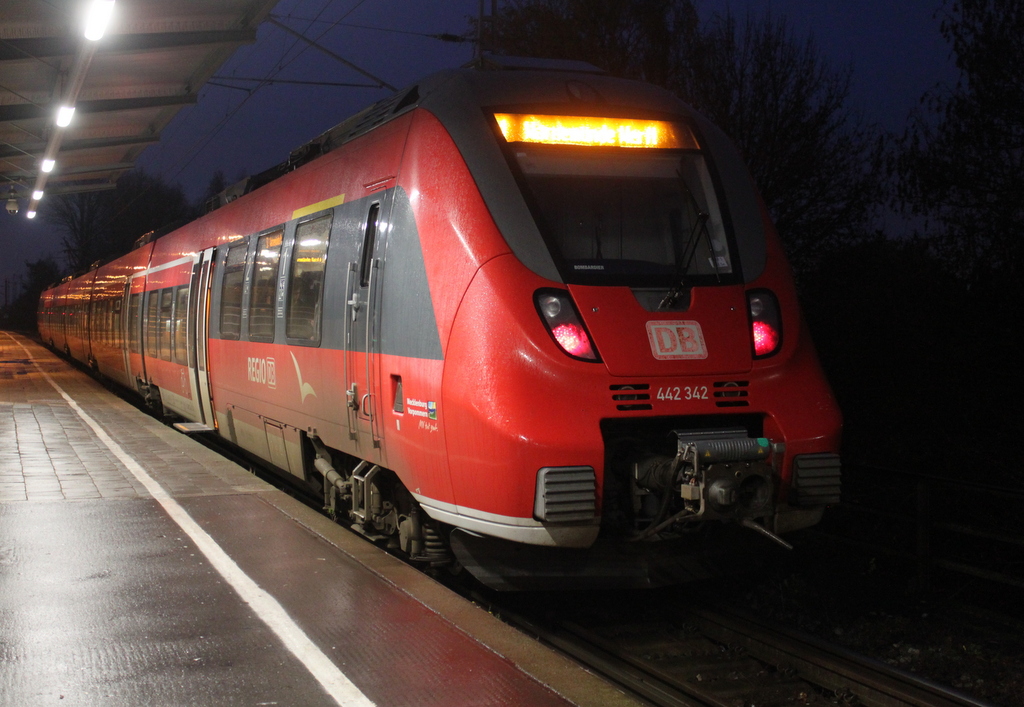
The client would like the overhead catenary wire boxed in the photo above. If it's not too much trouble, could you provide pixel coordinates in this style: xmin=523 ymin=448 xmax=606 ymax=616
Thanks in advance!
xmin=207 ymin=77 xmax=381 ymax=91
xmin=52 ymin=0 xmax=468 ymax=252
xmin=80 ymin=0 xmax=387 ymax=237
xmin=266 ymin=14 xmax=472 ymax=43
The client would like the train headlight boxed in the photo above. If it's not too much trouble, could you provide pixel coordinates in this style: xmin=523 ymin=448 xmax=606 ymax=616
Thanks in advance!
xmin=747 ymin=289 xmax=782 ymax=358
xmin=535 ymin=289 xmax=600 ymax=361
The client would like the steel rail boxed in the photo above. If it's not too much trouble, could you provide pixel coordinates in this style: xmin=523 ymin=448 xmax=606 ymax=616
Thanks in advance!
xmin=490 ymin=600 xmax=995 ymax=707
xmin=691 ymin=606 xmax=993 ymax=707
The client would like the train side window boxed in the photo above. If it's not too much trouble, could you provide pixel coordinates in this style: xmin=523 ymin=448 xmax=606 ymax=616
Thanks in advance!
xmin=112 ymin=298 xmax=122 ymax=349
xmin=103 ymin=300 xmax=112 ymax=346
xmin=220 ymin=242 xmax=247 ymax=340
xmin=158 ymin=288 xmax=174 ymax=362
xmin=92 ymin=300 xmax=103 ymax=345
xmin=145 ymin=291 xmax=160 ymax=357
xmin=286 ymin=214 xmax=331 ymax=342
xmin=96 ymin=300 xmax=105 ymax=346
xmin=104 ymin=300 xmax=113 ymax=346
xmin=173 ymin=286 xmax=189 ymax=365
xmin=128 ymin=293 xmax=141 ymax=354
xmin=359 ymin=203 xmax=380 ymax=288
xmin=249 ymin=230 xmax=283 ymax=342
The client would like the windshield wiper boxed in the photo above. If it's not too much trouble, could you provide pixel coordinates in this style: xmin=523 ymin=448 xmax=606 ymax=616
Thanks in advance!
xmin=659 ymin=211 xmax=709 ymax=310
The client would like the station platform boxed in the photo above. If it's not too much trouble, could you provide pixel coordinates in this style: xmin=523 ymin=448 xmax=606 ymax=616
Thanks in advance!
xmin=0 ymin=332 xmax=641 ymax=707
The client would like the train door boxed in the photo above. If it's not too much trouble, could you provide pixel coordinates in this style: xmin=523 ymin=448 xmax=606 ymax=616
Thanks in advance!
xmin=119 ymin=281 xmax=132 ymax=380
xmin=124 ymin=273 xmax=147 ymax=392
xmin=190 ymin=248 xmax=216 ymax=428
xmin=343 ymin=199 xmax=389 ymax=455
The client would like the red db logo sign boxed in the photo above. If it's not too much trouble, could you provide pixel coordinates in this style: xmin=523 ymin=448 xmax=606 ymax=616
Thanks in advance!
xmin=646 ymin=321 xmax=708 ymax=360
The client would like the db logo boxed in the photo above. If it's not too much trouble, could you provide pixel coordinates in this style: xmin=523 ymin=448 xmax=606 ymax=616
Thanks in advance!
xmin=646 ymin=321 xmax=708 ymax=360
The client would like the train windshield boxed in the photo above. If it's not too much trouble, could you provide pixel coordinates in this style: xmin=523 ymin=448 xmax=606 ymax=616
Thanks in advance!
xmin=499 ymin=116 xmax=734 ymax=287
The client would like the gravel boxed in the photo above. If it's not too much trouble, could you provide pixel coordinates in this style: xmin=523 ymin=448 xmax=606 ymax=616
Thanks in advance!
xmin=720 ymin=532 xmax=1024 ymax=706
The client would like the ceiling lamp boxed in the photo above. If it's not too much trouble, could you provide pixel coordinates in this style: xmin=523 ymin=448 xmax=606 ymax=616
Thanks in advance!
xmin=84 ymin=0 xmax=116 ymax=41
xmin=6 ymin=187 xmax=18 ymax=215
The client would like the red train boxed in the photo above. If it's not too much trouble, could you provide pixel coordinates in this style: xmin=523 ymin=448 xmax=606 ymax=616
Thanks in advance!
xmin=39 ymin=58 xmax=841 ymax=589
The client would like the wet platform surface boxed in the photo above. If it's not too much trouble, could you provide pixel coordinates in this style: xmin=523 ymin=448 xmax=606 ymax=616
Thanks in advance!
xmin=0 ymin=332 xmax=641 ymax=707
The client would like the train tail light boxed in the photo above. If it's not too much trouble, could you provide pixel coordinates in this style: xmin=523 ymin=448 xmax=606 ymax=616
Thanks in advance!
xmin=535 ymin=290 xmax=600 ymax=361
xmin=747 ymin=290 xmax=782 ymax=358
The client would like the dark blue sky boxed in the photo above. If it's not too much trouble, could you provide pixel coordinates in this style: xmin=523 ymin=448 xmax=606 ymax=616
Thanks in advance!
xmin=699 ymin=0 xmax=954 ymax=129
xmin=1 ymin=0 xmax=956 ymax=292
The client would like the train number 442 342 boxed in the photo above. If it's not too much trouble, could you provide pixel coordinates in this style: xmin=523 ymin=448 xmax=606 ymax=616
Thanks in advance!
xmin=656 ymin=385 xmax=708 ymax=401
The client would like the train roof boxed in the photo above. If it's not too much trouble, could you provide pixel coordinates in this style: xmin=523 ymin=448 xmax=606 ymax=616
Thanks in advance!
xmin=204 ymin=55 xmax=767 ymax=283
xmin=206 ymin=56 xmax=688 ymax=212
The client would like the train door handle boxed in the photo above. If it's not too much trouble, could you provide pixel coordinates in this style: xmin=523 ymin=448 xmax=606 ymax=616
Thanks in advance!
xmin=360 ymin=393 xmax=373 ymax=420
xmin=346 ymin=384 xmax=358 ymax=411
xmin=348 ymin=292 xmax=360 ymax=321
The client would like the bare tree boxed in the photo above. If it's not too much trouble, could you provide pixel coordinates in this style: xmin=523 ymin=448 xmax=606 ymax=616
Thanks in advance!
xmin=41 ymin=170 xmax=192 ymax=275
xmin=674 ymin=12 xmax=883 ymax=271
xmin=104 ymin=170 xmax=191 ymax=255
xmin=895 ymin=0 xmax=1024 ymax=286
xmin=42 ymin=191 xmax=111 ymax=273
xmin=492 ymin=0 xmax=698 ymax=85
xmin=5 ymin=256 xmax=61 ymax=330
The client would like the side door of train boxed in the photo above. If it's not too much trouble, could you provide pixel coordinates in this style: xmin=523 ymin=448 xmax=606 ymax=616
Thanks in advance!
xmin=342 ymin=197 xmax=393 ymax=455
xmin=124 ymin=272 xmax=148 ymax=393
xmin=189 ymin=248 xmax=217 ymax=429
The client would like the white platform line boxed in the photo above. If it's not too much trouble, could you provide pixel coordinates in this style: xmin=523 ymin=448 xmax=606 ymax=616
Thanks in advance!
xmin=9 ymin=334 xmax=374 ymax=707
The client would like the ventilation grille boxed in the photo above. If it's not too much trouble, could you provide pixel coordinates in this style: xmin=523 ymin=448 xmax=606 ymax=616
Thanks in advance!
xmin=714 ymin=380 xmax=749 ymax=407
xmin=610 ymin=383 xmax=651 ymax=411
xmin=534 ymin=466 xmax=597 ymax=523
xmin=791 ymin=453 xmax=842 ymax=506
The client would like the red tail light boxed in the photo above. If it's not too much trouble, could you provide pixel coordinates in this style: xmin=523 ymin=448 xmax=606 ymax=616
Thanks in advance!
xmin=748 ymin=290 xmax=782 ymax=358
xmin=535 ymin=290 xmax=599 ymax=361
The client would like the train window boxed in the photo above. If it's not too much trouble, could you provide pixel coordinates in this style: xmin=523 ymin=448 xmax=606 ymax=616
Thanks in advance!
xmin=145 ymin=291 xmax=159 ymax=357
xmin=103 ymin=300 xmax=112 ymax=346
xmin=173 ymin=286 xmax=189 ymax=365
xmin=220 ymin=242 xmax=247 ymax=340
xmin=286 ymin=215 xmax=331 ymax=342
xmin=91 ymin=299 xmax=102 ymax=345
xmin=89 ymin=300 xmax=97 ymax=343
xmin=249 ymin=230 xmax=282 ymax=342
xmin=102 ymin=300 xmax=111 ymax=346
xmin=128 ymin=293 xmax=141 ymax=354
xmin=158 ymin=288 xmax=174 ymax=362
xmin=112 ymin=298 xmax=122 ymax=349
xmin=509 ymin=144 xmax=734 ymax=287
xmin=359 ymin=203 xmax=380 ymax=288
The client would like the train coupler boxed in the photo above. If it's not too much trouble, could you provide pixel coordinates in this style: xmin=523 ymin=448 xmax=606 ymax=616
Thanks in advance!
xmin=634 ymin=428 xmax=776 ymax=529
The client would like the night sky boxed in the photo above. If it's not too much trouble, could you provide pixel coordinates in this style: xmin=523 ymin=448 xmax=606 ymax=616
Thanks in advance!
xmin=1 ymin=0 xmax=955 ymax=295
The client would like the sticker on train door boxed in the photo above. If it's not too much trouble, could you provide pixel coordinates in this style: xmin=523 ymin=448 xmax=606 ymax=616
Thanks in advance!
xmin=646 ymin=321 xmax=708 ymax=360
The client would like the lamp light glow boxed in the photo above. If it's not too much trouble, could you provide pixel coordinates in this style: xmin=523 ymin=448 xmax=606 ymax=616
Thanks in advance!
xmin=84 ymin=0 xmax=115 ymax=41
xmin=32 ymin=190 xmax=44 ymax=200
xmin=56 ymin=105 xmax=75 ymax=127
xmin=41 ymin=159 xmax=55 ymax=173
xmin=27 ymin=210 xmax=37 ymax=219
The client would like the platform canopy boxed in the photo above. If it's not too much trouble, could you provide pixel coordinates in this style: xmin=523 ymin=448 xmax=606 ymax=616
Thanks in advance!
xmin=0 ymin=0 xmax=278 ymax=207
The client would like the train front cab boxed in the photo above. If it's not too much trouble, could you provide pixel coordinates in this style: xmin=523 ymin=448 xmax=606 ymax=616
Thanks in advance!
xmin=413 ymin=71 xmax=843 ymax=586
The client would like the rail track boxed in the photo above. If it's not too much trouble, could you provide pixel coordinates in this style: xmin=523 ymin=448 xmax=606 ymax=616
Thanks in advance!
xmin=491 ymin=597 xmax=993 ymax=707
